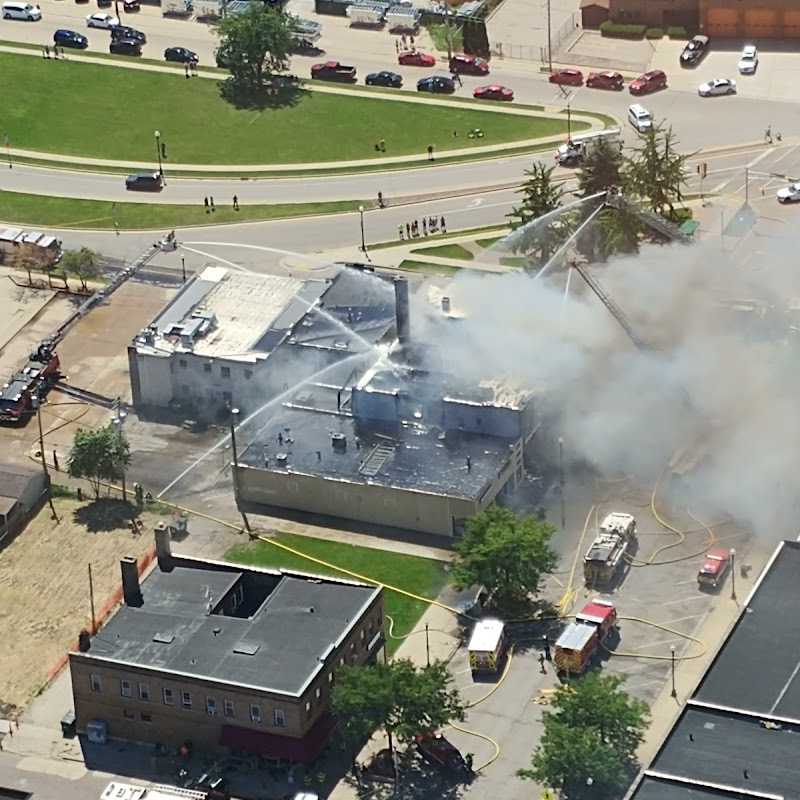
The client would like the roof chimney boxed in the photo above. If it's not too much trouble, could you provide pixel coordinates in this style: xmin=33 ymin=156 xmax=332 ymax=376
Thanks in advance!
xmin=394 ymin=278 xmax=411 ymax=345
xmin=154 ymin=522 xmax=174 ymax=572
xmin=120 ymin=556 xmax=143 ymax=607
xmin=441 ymin=296 xmax=451 ymax=313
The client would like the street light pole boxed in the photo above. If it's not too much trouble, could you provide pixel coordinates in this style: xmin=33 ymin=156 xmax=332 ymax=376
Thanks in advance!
xmin=730 ymin=548 xmax=737 ymax=601
xmin=425 ymin=623 xmax=431 ymax=667
xmin=111 ymin=400 xmax=127 ymax=502
xmin=181 ymin=256 xmax=187 ymax=283
xmin=154 ymin=130 xmax=164 ymax=181
xmin=567 ymin=103 xmax=572 ymax=139
xmin=558 ymin=436 xmax=564 ymax=486
xmin=670 ymin=645 xmax=677 ymax=698
xmin=546 ymin=0 xmax=552 ymax=72
xmin=358 ymin=205 xmax=368 ymax=257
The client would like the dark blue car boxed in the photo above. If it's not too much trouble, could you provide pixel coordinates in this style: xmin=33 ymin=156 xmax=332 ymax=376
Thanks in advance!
xmin=417 ymin=76 xmax=456 ymax=94
xmin=365 ymin=70 xmax=402 ymax=88
xmin=53 ymin=29 xmax=88 ymax=48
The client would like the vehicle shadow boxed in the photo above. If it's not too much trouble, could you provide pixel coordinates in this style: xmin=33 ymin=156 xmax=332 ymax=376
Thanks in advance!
xmin=220 ymin=75 xmax=309 ymax=111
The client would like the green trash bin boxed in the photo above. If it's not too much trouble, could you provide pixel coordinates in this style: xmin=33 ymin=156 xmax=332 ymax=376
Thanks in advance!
xmin=60 ymin=710 xmax=76 ymax=738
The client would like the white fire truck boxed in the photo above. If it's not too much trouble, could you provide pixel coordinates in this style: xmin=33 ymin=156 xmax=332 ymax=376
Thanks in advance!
xmin=583 ymin=512 xmax=636 ymax=586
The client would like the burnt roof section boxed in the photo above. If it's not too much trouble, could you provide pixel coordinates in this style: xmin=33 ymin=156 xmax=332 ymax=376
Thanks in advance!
xmin=629 ymin=541 xmax=800 ymax=800
xmin=83 ymin=558 xmax=380 ymax=696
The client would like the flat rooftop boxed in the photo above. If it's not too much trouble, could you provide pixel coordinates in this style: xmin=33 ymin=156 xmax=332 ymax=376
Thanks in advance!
xmin=630 ymin=540 xmax=800 ymax=800
xmin=85 ymin=558 xmax=380 ymax=696
xmin=239 ymin=383 xmax=515 ymax=500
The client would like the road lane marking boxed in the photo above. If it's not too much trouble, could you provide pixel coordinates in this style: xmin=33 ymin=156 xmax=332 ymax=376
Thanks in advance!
xmin=657 ymin=613 xmax=704 ymax=626
xmin=770 ymin=658 xmax=800 ymax=714
xmin=659 ymin=595 xmax=709 ymax=606
xmin=633 ymin=637 xmax=685 ymax=651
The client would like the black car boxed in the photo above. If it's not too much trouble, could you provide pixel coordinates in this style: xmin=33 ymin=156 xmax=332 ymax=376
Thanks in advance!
xmin=417 ymin=75 xmax=455 ymax=94
xmin=110 ymin=37 xmax=141 ymax=55
xmin=125 ymin=171 xmax=162 ymax=191
xmin=54 ymin=28 xmax=88 ymax=48
xmin=110 ymin=24 xmax=146 ymax=43
xmin=365 ymin=70 xmax=402 ymax=88
xmin=680 ymin=34 xmax=709 ymax=66
xmin=164 ymin=46 xmax=197 ymax=63
xmin=96 ymin=0 xmax=112 ymax=7
xmin=123 ymin=0 xmax=140 ymax=11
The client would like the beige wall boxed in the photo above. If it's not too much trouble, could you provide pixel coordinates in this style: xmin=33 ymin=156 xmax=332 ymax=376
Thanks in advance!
xmin=70 ymin=594 xmax=385 ymax=752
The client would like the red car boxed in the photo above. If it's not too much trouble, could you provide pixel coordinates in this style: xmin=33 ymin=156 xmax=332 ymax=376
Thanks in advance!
xmin=473 ymin=84 xmax=514 ymax=101
xmin=586 ymin=70 xmax=624 ymax=90
xmin=549 ymin=68 xmax=583 ymax=86
xmin=398 ymin=49 xmax=436 ymax=67
xmin=450 ymin=53 xmax=489 ymax=75
xmin=629 ymin=69 xmax=667 ymax=95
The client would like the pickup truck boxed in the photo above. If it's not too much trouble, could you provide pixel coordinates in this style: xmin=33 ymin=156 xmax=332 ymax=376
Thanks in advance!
xmin=311 ymin=61 xmax=357 ymax=82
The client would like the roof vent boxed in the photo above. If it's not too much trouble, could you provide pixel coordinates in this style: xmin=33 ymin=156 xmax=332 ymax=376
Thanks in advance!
xmin=276 ymin=453 xmax=289 ymax=466
xmin=233 ymin=643 xmax=261 ymax=656
xmin=153 ymin=633 xmax=175 ymax=644
xmin=334 ymin=340 xmax=349 ymax=350
xmin=332 ymin=433 xmax=347 ymax=453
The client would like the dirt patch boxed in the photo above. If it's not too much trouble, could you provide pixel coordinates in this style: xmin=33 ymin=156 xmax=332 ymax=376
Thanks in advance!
xmin=0 ymin=496 xmax=168 ymax=716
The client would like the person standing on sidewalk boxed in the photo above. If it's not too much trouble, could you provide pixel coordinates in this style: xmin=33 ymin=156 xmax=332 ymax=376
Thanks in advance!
xmin=440 ymin=215 xmax=447 ymax=233
xmin=397 ymin=223 xmax=404 ymax=240
xmin=204 ymin=197 xmax=210 ymax=213
xmin=233 ymin=195 xmax=239 ymax=211
xmin=210 ymin=197 xmax=216 ymax=212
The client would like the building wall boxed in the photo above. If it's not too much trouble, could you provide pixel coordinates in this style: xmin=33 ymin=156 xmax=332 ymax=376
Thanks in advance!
xmin=609 ymin=0 xmax=696 ymax=28
xmin=70 ymin=593 xmax=385 ymax=752
xmin=698 ymin=0 xmax=799 ymax=36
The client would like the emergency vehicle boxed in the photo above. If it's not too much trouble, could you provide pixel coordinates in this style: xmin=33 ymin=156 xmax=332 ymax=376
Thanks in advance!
xmin=0 ymin=342 xmax=61 ymax=423
xmin=554 ymin=599 xmax=617 ymax=675
xmin=583 ymin=512 xmax=636 ymax=586
xmin=555 ymin=128 xmax=621 ymax=167
xmin=467 ymin=619 xmax=506 ymax=678
xmin=697 ymin=549 xmax=731 ymax=590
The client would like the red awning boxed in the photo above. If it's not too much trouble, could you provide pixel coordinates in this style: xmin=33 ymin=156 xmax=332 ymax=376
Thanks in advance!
xmin=219 ymin=714 xmax=338 ymax=764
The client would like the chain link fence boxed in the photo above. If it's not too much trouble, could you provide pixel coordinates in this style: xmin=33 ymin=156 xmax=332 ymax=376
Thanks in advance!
xmin=490 ymin=12 xmax=580 ymax=62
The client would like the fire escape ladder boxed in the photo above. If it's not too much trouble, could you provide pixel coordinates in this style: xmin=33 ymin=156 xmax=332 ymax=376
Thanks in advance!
xmin=359 ymin=443 xmax=396 ymax=477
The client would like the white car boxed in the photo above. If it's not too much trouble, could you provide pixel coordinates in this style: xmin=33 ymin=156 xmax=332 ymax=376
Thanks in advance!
xmin=738 ymin=45 xmax=758 ymax=74
xmin=86 ymin=12 xmax=119 ymax=27
xmin=777 ymin=183 xmax=800 ymax=204
xmin=698 ymin=78 xmax=736 ymax=97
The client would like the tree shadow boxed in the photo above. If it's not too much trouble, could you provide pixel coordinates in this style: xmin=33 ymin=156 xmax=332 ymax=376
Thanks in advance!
xmin=73 ymin=497 xmax=140 ymax=533
xmin=220 ymin=75 xmax=309 ymax=110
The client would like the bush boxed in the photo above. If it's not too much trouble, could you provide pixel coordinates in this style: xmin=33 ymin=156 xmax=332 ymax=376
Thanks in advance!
xmin=645 ymin=27 xmax=663 ymax=39
xmin=667 ymin=26 xmax=688 ymax=39
xmin=600 ymin=21 xmax=647 ymax=38
xmin=669 ymin=207 xmax=693 ymax=223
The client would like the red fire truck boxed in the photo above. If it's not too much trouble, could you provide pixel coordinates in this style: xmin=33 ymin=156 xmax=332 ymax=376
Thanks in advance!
xmin=0 ymin=342 xmax=61 ymax=423
xmin=554 ymin=599 xmax=618 ymax=675
xmin=697 ymin=549 xmax=731 ymax=590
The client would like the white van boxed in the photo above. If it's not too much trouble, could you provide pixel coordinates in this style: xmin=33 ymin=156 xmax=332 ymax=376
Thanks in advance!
xmin=2 ymin=1 xmax=42 ymax=19
xmin=628 ymin=104 xmax=652 ymax=133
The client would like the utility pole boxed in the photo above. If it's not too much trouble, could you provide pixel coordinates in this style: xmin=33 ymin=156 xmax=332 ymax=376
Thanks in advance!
xmin=670 ymin=645 xmax=677 ymax=698
xmin=229 ymin=408 xmax=252 ymax=534
xmin=34 ymin=394 xmax=59 ymax=522
xmin=443 ymin=2 xmax=453 ymax=60
xmin=730 ymin=548 xmax=737 ymax=601
xmin=546 ymin=0 xmax=552 ymax=71
xmin=88 ymin=563 xmax=97 ymax=635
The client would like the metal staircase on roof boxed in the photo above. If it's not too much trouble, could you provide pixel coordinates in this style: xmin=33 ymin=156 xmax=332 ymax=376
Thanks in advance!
xmin=359 ymin=443 xmax=396 ymax=477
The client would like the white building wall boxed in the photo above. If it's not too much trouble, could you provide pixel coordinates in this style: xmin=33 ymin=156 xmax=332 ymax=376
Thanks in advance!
xmin=134 ymin=351 xmax=173 ymax=407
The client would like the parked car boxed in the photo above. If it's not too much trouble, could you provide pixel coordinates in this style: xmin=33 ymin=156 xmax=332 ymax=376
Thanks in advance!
xmin=53 ymin=28 xmax=88 ymax=47
xmin=586 ymin=70 xmax=624 ymax=90
xmin=777 ymin=183 xmax=800 ymax=203
xmin=2 ymin=1 xmax=41 ymax=19
xmin=698 ymin=77 xmax=736 ymax=96
xmin=86 ymin=12 xmax=119 ymax=26
xmin=96 ymin=0 xmax=113 ymax=8
xmin=473 ymin=84 xmax=513 ymax=101
xmin=110 ymin=24 xmax=145 ymax=42
xmin=738 ymin=44 xmax=758 ymax=74
xmin=365 ymin=70 xmax=402 ymax=87
xmin=310 ymin=61 xmax=357 ymax=81
xmin=123 ymin=0 xmax=139 ymax=11
xmin=629 ymin=69 xmax=667 ymax=95
xmin=109 ymin=36 xmax=140 ymax=55
xmin=449 ymin=53 xmax=488 ymax=75
xmin=548 ymin=68 xmax=583 ymax=86
xmin=125 ymin=172 xmax=162 ymax=191
xmin=417 ymin=75 xmax=455 ymax=94
xmin=164 ymin=46 xmax=197 ymax=62
xmin=398 ymin=49 xmax=435 ymax=67
xmin=680 ymin=34 xmax=709 ymax=66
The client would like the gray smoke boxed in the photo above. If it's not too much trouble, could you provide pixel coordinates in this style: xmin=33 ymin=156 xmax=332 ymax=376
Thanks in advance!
xmin=412 ymin=235 xmax=800 ymax=537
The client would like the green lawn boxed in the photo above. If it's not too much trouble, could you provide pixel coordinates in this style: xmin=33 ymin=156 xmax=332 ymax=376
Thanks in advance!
xmin=0 ymin=52 xmax=575 ymax=164
xmin=411 ymin=243 xmax=475 ymax=261
xmin=226 ymin=533 xmax=449 ymax=655
xmin=398 ymin=259 xmax=462 ymax=276
xmin=0 ymin=191 xmax=364 ymax=229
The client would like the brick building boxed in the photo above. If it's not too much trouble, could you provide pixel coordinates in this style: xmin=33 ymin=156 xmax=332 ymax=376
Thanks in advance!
xmin=69 ymin=527 xmax=385 ymax=761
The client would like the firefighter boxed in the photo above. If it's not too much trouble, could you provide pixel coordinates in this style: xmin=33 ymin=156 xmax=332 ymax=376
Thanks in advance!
xmin=543 ymin=635 xmax=551 ymax=661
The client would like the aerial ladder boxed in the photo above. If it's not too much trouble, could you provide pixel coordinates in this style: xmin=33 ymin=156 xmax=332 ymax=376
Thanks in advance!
xmin=604 ymin=187 xmax=695 ymax=244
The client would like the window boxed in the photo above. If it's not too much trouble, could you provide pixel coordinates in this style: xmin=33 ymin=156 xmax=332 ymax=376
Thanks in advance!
xmin=360 ymin=629 xmax=366 ymax=642
xmin=222 ymin=391 xmax=232 ymax=405
xmin=327 ymin=673 xmax=334 ymax=684
xmin=203 ymin=363 xmax=212 ymax=373
xmin=224 ymin=699 xmax=235 ymax=718
xmin=163 ymin=688 xmax=174 ymax=706
xmin=123 ymin=710 xmax=135 ymax=719
xmin=221 ymin=366 xmax=231 ymax=379
xmin=250 ymin=704 xmax=262 ymax=723
xmin=181 ymin=691 xmax=192 ymax=709
xmin=315 ymin=687 xmax=321 ymax=701
xmin=179 ymin=359 xmax=187 ymax=369
xmin=206 ymin=696 xmax=217 ymax=715
xmin=231 ymin=584 xmax=244 ymax=610
xmin=90 ymin=674 xmax=102 ymax=693
xmin=274 ymin=708 xmax=286 ymax=727
xmin=244 ymin=369 xmax=253 ymax=380
xmin=139 ymin=683 xmax=150 ymax=701
xmin=120 ymin=680 xmax=132 ymax=698
xmin=141 ymin=713 xmax=152 ymax=723
xmin=305 ymin=702 xmax=312 ymax=718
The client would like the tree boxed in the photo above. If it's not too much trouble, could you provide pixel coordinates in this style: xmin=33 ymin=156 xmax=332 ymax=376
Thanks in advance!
xmin=60 ymin=247 xmax=102 ymax=291
xmin=519 ymin=672 xmax=650 ymax=800
xmin=332 ymin=659 xmax=465 ymax=754
xmin=623 ymin=122 xmax=691 ymax=220
xmin=577 ymin=137 xmax=625 ymax=199
xmin=67 ymin=425 xmax=131 ymax=499
xmin=5 ymin=242 xmax=52 ymax=283
xmin=450 ymin=505 xmax=559 ymax=603
xmin=214 ymin=4 xmax=298 ymax=99
xmin=506 ymin=163 xmax=574 ymax=268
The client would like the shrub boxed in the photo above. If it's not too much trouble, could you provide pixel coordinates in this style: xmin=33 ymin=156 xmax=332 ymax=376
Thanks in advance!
xmin=600 ymin=21 xmax=647 ymax=38
xmin=667 ymin=26 xmax=688 ymax=39
xmin=645 ymin=27 xmax=663 ymax=39
xmin=669 ymin=207 xmax=693 ymax=223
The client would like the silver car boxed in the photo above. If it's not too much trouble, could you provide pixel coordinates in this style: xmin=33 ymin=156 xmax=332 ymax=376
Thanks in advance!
xmin=738 ymin=45 xmax=758 ymax=74
xmin=777 ymin=184 xmax=800 ymax=204
xmin=698 ymin=78 xmax=736 ymax=97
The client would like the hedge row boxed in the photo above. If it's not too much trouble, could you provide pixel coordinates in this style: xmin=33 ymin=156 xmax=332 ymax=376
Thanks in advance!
xmin=599 ymin=20 xmax=646 ymax=38
xmin=668 ymin=26 xmax=688 ymax=38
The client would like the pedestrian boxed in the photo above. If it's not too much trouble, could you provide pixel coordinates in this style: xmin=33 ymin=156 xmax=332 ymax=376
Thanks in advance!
xmin=53 ymin=45 xmax=58 ymax=59
xmin=377 ymin=191 xmax=384 ymax=208
xmin=379 ymin=138 xmax=386 ymax=152
xmin=765 ymin=126 xmax=773 ymax=144
xmin=397 ymin=223 xmax=404 ymax=240
xmin=440 ymin=215 xmax=446 ymax=233
xmin=453 ymin=129 xmax=458 ymax=138
xmin=53 ymin=450 xmax=60 ymax=471
xmin=464 ymin=753 xmax=474 ymax=774
xmin=185 ymin=63 xmax=190 ymax=79
xmin=776 ymin=131 xmax=783 ymax=142
xmin=395 ymin=38 xmax=400 ymax=52
xmin=401 ymin=34 xmax=406 ymax=48
xmin=114 ymin=221 xmax=120 ymax=235
xmin=204 ymin=197 xmax=210 ymax=213
xmin=427 ymin=144 xmax=434 ymax=161
xmin=192 ymin=59 xmax=198 ymax=76
xmin=406 ymin=222 xmax=411 ymax=238
xmin=410 ymin=34 xmax=415 ymax=46
xmin=539 ymin=653 xmax=546 ymax=673
xmin=543 ymin=635 xmax=551 ymax=660
xmin=423 ymin=218 xmax=428 ymax=236
xmin=44 ymin=45 xmax=50 ymax=59
xmin=455 ymin=73 xmax=463 ymax=87
xmin=210 ymin=197 xmax=216 ymax=212
xmin=42 ymin=44 xmax=47 ymax=58
xmin=233 ymin=194 xmax=239 ymax=211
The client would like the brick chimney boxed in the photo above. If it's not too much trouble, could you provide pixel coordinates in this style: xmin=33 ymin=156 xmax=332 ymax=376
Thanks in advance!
xmin=120 ymin=556 xmax=143 ymax=607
